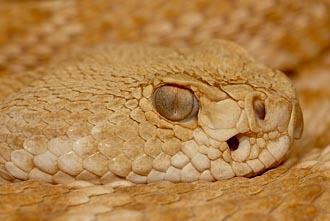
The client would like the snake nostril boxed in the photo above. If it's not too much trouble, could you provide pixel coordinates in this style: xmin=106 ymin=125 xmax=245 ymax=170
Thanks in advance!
xmin=253 ymin=99 xmax=266 ymax=120
xmin=226 ymin=135 xmax=239 ymax=151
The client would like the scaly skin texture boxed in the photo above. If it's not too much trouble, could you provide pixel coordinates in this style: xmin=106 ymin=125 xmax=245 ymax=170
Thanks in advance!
xmin=0 ymin=1 xmax=330 ymax=221
xmin=0 ymin=40 xmax=302 ymax=184
xmin=1 ymin=0 xmax=330 ymax=98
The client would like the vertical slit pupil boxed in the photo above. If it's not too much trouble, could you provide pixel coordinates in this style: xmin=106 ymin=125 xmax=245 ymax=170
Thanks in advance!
xmin=227 ymin=136 xmax=239 ymax=151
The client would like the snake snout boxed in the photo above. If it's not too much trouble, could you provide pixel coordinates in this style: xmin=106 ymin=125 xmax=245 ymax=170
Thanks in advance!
xmin=245 ymin=92 xmax=292 ymax=134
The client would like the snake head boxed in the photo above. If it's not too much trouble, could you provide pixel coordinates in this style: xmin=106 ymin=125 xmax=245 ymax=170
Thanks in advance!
xmin=148 ymin=40 xmax=303 ymax=181
xmin=0 ymin=40 xmax=303 ymax=184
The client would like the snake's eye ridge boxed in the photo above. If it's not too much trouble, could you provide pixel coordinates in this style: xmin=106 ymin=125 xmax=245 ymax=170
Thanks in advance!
xmin=152 ymin=85 xmax=199 ymax=122
xmin=253 ymin=99 xmax=266 ymax=120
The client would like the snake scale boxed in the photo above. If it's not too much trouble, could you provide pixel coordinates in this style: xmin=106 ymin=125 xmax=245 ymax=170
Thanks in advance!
xmin=0 ymin=0 xmax=330 ymax=220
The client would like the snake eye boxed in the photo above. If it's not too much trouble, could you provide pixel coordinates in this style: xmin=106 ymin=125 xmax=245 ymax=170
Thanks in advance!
xmin=152 ymin=85 xmax=199 ymax=122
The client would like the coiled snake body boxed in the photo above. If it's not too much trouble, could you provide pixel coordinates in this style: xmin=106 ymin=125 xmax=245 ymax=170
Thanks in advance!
xmin=0 ymin=1 xmax=330 ymax=220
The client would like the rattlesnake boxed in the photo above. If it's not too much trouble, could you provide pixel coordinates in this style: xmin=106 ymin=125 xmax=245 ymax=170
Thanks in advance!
xmin=0 ymin=1 xmax=330 ymax=220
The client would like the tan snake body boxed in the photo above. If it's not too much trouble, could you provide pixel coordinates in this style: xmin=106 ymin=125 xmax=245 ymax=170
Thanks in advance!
xmin=0 ymin=1 xmax=330 ymax=220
